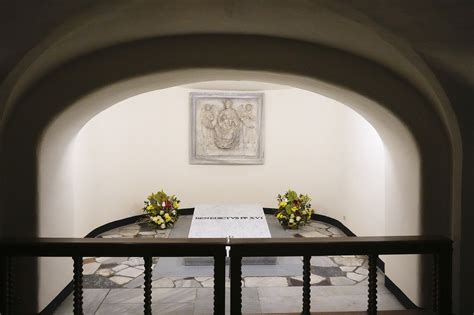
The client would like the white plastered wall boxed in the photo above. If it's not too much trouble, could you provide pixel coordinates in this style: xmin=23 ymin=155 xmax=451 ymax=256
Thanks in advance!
xmin=71 ymin=86 xmax=385 ymax=237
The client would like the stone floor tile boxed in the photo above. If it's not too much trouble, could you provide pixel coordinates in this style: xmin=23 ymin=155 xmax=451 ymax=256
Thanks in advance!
xmin=310 ymin=256 xmax=337 ymax=267
xmin=83 ymin=262 xmax=101 ymax=275
xmin=329 ymin=276 xmax=356 ymax=285
xmin=83 ymin=257 xmax=96 ymax=264
xmin=289 ymin=274 xmax=325 ymax=285
xmin=123 ymin=257 xmax=145 ymax=266
xmin=152 ymin=288 xmax=197 ymax=304
xmin=195 ymin=276 xmax=212 ymax=282
xmin=340 ymin=266 xmax=356 ymax=272
xmin=355 ymin=266 xmax=369 ymax=275
xmin=175 ymin=279 xmax=201 ymax=287
xmin=53 ymin=289 xmax=109 ymax=315
xmin=154 ymin=302 xmax=194 ymax=314
xmin=124 ymin=274 xmax=144 ymax=288
xmin=332 ymin=256 xmax=365 ymax=267
xmin=311 ymin=266 xmax=345 ymax=277
xmin=112 ymin=264 xmax=128 ymax=272
xmin=109 ymin=276 xmax=133 ymax=285
xmin=327 ymin=227 xmax=345 ymax=235
xmin=298 ymin=231 xmax=329 ymax=238
xmin=258 ymin=286 xmax=303 ymax=298
xmin=116 ymin=267 xmax=143 ymax=278
xmin=138 ymin=231 xmax=156 ymax=236
xmin=96 ymin=257 xmax=128 ymax=264
xmin=103 ymin=289 xmax=145 ymax=304
xmin=95 ymin=303 xmax=143 ymax=315
xmin=96 ymin=268 xmax=113 ymax=277
xmin=152 ymin=277 xmax=175 ymax=287
xmin=244 ymin=276 xmax=288 ymax=287
xmin=200 ymin=278 xmax=214 ymax=287
xmin=100 ymin=234 xmax=123 ymax=238
xmin=259 ymin=296 xmax=302 ymax=313
xmin=346 ymin=272 xmax=367 ymax=282
xmin=310 ymin=221 xmax=332 ymax=229
xmin=83 ymin=275 xmax=120 ymax=288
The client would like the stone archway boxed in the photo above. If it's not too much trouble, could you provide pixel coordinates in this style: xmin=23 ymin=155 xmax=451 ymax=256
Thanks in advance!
xmin=0 ymin=35 xmax=454 ymax=312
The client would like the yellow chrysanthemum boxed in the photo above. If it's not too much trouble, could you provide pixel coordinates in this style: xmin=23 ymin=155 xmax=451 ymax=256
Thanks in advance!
xmin=291 ymin=206 xmax=298 ymax=212
xmin=146 ymin=204 xmax=154 ymax=211
xmin=279 ymin=201 xmax=287 ymax=208
xmin=173 ymin=201 xmax=180 ymax=209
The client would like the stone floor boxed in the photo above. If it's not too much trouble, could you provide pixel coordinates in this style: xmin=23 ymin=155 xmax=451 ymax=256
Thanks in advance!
xmin=53 ymin=215 xmax=405 ymax=314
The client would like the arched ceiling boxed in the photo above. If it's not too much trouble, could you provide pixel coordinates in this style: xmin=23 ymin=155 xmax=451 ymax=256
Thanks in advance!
xmin=0 ymin=0 xmax=465 ymax=138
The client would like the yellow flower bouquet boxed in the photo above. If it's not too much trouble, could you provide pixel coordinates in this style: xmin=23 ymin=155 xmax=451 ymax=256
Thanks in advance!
xmin=275 ymin=189 xmax=313 ymax=229
xmin=143 ymin=190 xmax=180 ymax=229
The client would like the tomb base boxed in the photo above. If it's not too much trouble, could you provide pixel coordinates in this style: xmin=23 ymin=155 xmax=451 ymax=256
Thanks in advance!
xmin=183 ymin=257 xmax=277 ymax=266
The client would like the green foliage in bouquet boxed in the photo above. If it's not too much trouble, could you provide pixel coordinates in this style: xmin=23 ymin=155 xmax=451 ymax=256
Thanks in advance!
xmin=275 ymin=189 xmax=313 ymax=229
xmin=143 ymin=190 xmax=180 ymax=229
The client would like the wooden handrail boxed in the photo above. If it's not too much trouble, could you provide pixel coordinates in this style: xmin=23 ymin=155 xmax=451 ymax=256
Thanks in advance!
xmin=0 ymin=236 xmax=452 ymax=315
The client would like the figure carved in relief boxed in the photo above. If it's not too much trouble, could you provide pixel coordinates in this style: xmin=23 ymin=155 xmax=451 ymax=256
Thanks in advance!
xmin=201 ymin=104 xmax=217 ymax=149
xmin=239 ymin=103 xmax=257 ymax=150
xmin=213 ymin=100 xmax=241 ymax=149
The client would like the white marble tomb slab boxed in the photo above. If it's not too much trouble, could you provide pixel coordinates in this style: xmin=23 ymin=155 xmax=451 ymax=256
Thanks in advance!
xmin=188 ymin=204 xmax=271 ymax=238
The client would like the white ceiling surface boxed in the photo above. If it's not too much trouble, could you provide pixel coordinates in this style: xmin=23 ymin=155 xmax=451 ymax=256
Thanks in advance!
xmin=183 ymin=81 xmax=291 ymax=91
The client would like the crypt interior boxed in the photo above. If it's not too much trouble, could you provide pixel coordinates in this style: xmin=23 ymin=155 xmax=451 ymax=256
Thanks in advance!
xmin=0 ymin=1 xmax=472 ymax=314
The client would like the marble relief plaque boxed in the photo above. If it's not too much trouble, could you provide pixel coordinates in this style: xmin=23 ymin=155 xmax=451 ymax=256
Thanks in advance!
xmin=190 ymin=92 xmax=264 ymax=164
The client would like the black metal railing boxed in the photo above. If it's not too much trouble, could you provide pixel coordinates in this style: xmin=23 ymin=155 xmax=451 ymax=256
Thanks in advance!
xmin=0 ymin=236 xmax=451 ymax=314
xmin=228 ymin=236 xmax=452 ymax=315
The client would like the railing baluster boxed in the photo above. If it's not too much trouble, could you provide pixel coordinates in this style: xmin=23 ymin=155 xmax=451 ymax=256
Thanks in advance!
xmin=302 ymin=255 xmax=311 ymax=314
xmin=230 ymin=253 xmax=242 ymax=315
xmin=1 ymin=256 xmax=13 ymax=315
xmin=438 ymin=244 xmax=452 ymax=314
xmin=143 ymin=256 xmax=153 ymax=315
xmin=213 ymin=248 xmax=226 ymax=315
xmin=433 ymin=253 xmax=439 ymax=312
xmin=72 ymin=256 xmax=83 ymax=315
xmin=0 ymin=256 xmax=4 ymax=314
xmin=367 ymin=254 xmax=378 ymax=314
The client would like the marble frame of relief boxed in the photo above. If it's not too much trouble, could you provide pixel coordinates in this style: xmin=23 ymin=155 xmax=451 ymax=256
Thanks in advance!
xmin=190 ymin=92 xmax=264 ymax=165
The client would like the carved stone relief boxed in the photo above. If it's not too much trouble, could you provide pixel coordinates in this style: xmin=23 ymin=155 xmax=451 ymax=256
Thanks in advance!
xmin=191 ymin=92 xmax=264 ymax=164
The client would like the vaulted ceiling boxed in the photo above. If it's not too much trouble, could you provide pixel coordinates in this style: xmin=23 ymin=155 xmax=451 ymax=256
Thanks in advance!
xmin=0 ymin=0 xmax=472 ymax=85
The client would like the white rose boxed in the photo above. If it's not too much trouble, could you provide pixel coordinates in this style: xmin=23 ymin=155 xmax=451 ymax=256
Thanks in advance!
xmin=160 ymin=223 xmax=166 ymax=229
xmin=160 ymin=210 xmax=164 ymax=215
xmin=290 ymin=214 xmax=295 ymax=218
xmin=289 ymin=219 xmax=294 ymax=224
xmin=296 ymin=216 xmax=301 ymax=222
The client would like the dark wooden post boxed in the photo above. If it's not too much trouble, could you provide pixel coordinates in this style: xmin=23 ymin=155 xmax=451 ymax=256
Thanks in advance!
xmin=302 ymin=255 xmax=311 ymax=314
xmin=143 ymin=256 xmax=153 ymax=315
xmin=438 ymin=243 xmax=452 ymax=314
xmin=1 ymin=256 xmax=13 ymax=315
xmin=213 ymin=248 xmax=226 ymax=315
xmin=72 ymin=256 xmax=83 ymax=315
xmin=432 ymin=253 xmax=439 ymax=312
xmin=367 ymin=254 xmax=378 ymax=314
xmin=0 ymin=256 xmax=4 ymax=314
xmin=230 ymin=251 xmax=242 ymax=315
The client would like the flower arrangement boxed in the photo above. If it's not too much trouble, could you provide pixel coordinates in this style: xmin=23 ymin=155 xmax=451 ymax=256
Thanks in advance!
xmin=143 ymin=190 xmax=180 ymax=229
xmin=275 ymin=189 xmax=313 ymax=229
